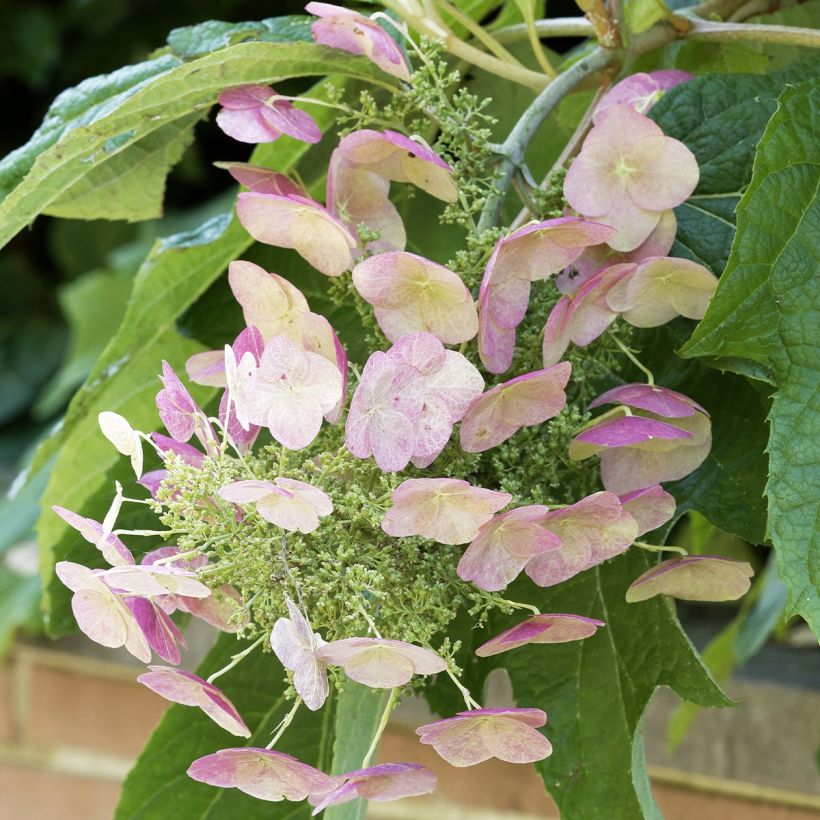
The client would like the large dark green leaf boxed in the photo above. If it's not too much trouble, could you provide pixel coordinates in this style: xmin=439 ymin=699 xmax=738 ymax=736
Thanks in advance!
xmin=0 ymin=42 xmax=395 ymax=249
xmin=650 ymin=65 xmax=815 ymax=276
xmin=497 ymin=550 xmax=730 ymax=819
xmin=681 ymin=82 xmax=820 ymax=635
xmin=116 ymin=634 xmax=336 ymax=819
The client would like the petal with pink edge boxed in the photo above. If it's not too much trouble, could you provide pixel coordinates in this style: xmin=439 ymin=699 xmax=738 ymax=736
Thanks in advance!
xmin=626 ymin=556 xmax=753 ymax=602
xmin=475 ymin=614 xmax=605 ymax=657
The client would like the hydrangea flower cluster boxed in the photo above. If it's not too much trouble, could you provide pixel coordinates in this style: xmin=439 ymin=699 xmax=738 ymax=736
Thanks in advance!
xmin=53 ymin=18 xmax=754 ymax=814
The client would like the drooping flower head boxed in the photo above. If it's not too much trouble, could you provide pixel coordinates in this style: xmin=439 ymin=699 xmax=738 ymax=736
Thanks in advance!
xmin=564 ymin=105 xmax=699 ymax=251
xmin=381 ymin=477 xmax=511 ymax=545
xmin=306 ymin=3 xmax=412 ymax=81
xmin=310 ymin=763 xmax=437 ymax=814
xmin=352 ymin=251 xmax=477 ymax=344
xmin=315 ymin=637 xmax=446 ymax=688
xmin=626 ymin=556 xmax=754 ymax=602
xmin=218 ymin=478 xmax=333 ymax=534
xmin=478 ymin=217 xmax=615 ymax=373
xmin=187 ymin=748 xmax=336 ymax=802
xmin=475 ymin=614 xmax=605 ymax=657
xmin=416 ymin=708 xmax=552 ymax=767
xmin=524 ymin=492 xmax=639 ymax=587
xmin=216 ymin=84 xmax=321 ymax=144
xmin=593 ymin=70 xmax=693 ymax=124
xmin=138 ymin=666 xmax=251 ymax=737
xmin=570 ymin=384 xmax=712 ymax=494
xmin=460 ymin=362 xmax=571 ymax=453
xmin=236 ymin=193 xmax=358 ymax=277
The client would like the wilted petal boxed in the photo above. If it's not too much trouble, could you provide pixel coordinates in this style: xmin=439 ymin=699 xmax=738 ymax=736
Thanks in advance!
xmin=338 ymin=129 xmax=457 ymax=202
xmin=525 ymin=492 xmax=638 ymax=587
xmin=475 ymin=614 xmax=605 ymax=657
xmin=353 ymin=252 xmax=477 ymax=344
xmin=460 ymin=363 xmax=571 ymax=453
xmin=606 ymin=256 xmax=718 ymax=327
xmin=187 ymin=748 xmax=336 ymax=802
xmin=236 ymin=193 xmax=357 ymax=277
xmin=315 ymin=637 xmax=445 ymax=688
xmin=219 ymin=479 xmax=332 ymax=534
xmin=382 ymin=478 xmax=511 ymax=545
xmin=307 ymin=3 xmax=412 ymax=81
xmin=138 ymin=666 xmax=251 ymax=736
xmin=416 ymin=708 xmax=551 ymax=767
xmin=626 ymin=555 xmax=754 ymax=602
xmin=457 ymin=506 xmax=561 ymax=592
xmin=310 ymin=763 xmax=436 ymax=813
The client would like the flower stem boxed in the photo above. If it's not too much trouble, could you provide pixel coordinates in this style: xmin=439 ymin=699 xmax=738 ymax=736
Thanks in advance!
xmin=444 ymin=664 xmax=481 ymax=710
xmin=612 ymin=337 xmax=655 ymax=386
xmin=502 ymin=598 xmax=541 ymax=616
xmin=207 ymin=634 xmax=265 ymax=684
xmin=266 ymin=697 xmax=303 ymax=749
xmin=685 ymin=16 xmax=820 ymax=47
xmin=361 ymin=688 xmax=400 ymax=768
xmin=635 ymin=541 xmax=688 ymax=556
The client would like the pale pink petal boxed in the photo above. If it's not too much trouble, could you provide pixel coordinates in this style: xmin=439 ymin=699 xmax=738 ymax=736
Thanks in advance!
xmin=127 ymin=597 xmax=185 ymax=664
xmin=187 ymin=748 xmax=336 ymax=802
xmin=236 ymin=193 xmax=357 ymax=277
xmin=52 ymin=506 xmax=134 ymax=566
xmin=475 ymin=614 xmax=605 ymax=657
xmin=619 ymin=485 xmax=676 ymax=535
xmin=460 ymin=363 xmax=571 ymax=453
xmin=382 ymin=478 xmax=511 ymax=544
xmin=315 ymin=638 xmax=446 ymax=688
xmin=593 ymin=70 xmax=693 ymax=123
xmin=156 ymin=361 xmax=201 ymax=442
xmin=625 ymin=556 xmax=754 ymax=602
xmin=457 ymin=506 xmax=561 ymax=592
xmin=216 ymin=162 xmax=305 ymax=195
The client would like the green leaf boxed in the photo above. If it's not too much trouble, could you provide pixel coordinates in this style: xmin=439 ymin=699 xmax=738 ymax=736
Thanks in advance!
xmin=496 ymin=550 xmax=730 ymax=820
xmin=34 ymin=82 xmax=343 ymax=636
xmin=650 ymin=66 xmax=813 ymax=275
xmin=0 ymin=570 xmax=41 ymax=656
xmin=636 ymin=323 xmax=770 ymax=545
xmin=42 ymin=111 xmax=204 ymax=222
xmin=166 ymin=15 xmax=313 ymax=60
xmin=116 ymin=634 xmax=336 ymax=819
xmin=325 ymin=683 xmax=389 ymax=820
xmin=0 ymin=41 xmax=395 ymax=250
xmin=624 ymin=0 xmax=667 ymax=37
xmin=682 ymin=81 xmax=820 ymax=635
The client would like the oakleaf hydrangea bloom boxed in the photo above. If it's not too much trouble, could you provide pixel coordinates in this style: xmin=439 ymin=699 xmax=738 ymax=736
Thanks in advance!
xmin=416 ymin=708 xmax=552 ymax=767
xmin=564 ymin=105 xmax=699 ymax=251
xmin=478 ymin=217 xmax=615 ymax=373
xmin=626 ymin=556 xmax=754 ymax=602
xmin=457 ymin=506 xmax=561 ymax=592
xmin=524 ymin=492 xmax=639 ymax=587
xmin=219 ymin=478 xmax=333 ymax=533
xmin=593 ymin=70 xmax=693 ymax=124
xmin=381 ymin=477 xmax=511 ymax=544
xmin=306 ymin=3 xmax=412 ymax=82
xmin=309 ymin=763 xmax=436 ymax=814
xmin=216 ymin=84 xmax=321 ymax=144
xmin=138 ymin=666 xmax=251 ymax=737
xmin=475 ymin=614 xmax=605 ymax=657
xmin=336 ymin=129 xmax=458 ymax=202
xmin=352 ymin=251 xmax=478 ymax=344
xmin=570 ymin=384 xmax=712 ymax=494
xmin=187 ymin=748 xmax=336 ymax=802
xmin=236 ymin=193 xmax=358 ymax=277
xmin=460 ymin=362 xmax=571 ymax=453
xmin=271 ymin=598 xmax=329 ymax=710
xmin=238 ymin=336 xmax=343 ymax=449
xmin=315 ymin=637 xmax=446 ymax=687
